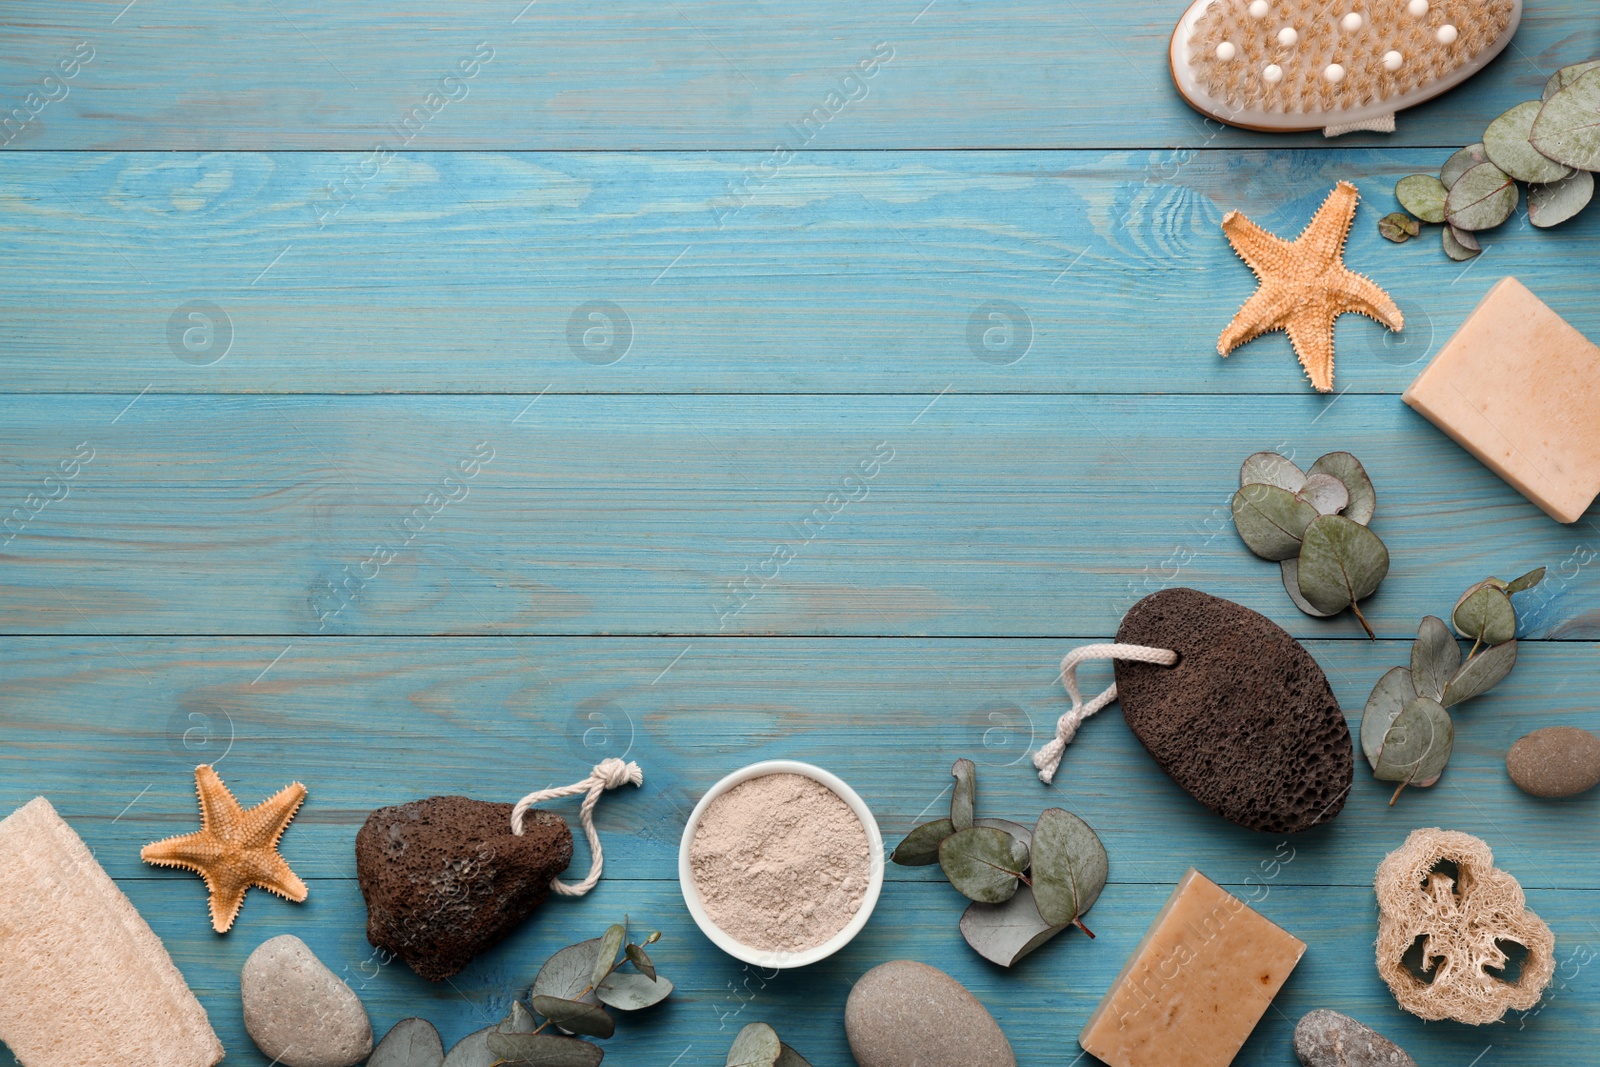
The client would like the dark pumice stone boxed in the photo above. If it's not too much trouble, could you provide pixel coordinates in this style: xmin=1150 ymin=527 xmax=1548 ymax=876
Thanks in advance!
xmin=1507 ymin=726 xmax=1600 ymax=797
xmin=1114 ymin=587 xmax=1353 ymax=833
xmin=1294 ymin=1009 xmax=1416 ymax=1066
xmin=355 ymin=796 xmax=573 ymax=981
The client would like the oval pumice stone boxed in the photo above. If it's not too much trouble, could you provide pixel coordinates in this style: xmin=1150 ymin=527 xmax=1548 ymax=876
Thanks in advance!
xmin=1113 ymin=588 xmax=1353 ymax=833
xmin=1507 ymin=726 xmax=1600 ymax=797
xmin=845 ymin=960 xmax=1015 ymax=1067
xmin=1294 ymin=1010 xmax=1417 ymax=1066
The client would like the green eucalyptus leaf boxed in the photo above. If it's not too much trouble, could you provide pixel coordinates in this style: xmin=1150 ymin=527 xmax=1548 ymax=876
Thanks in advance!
xmin=1531 ymin=68 xmax=1600 ymax=171
xmin=1441 ymin=143 xmax=1489 ymax=189
xmin=532 ymin=939 xmax=603 ymax=1003
xmin=1545 ymin=60 xmax=1600 ymax=102
xmin=1281 ymin=557 xmax=1338 ymax=617
xmin=592 ymin=925 xmax=625 ymax=989
xmin=531 ymin=997 xmax=615 ymax=1040
xmin=487 ymin=1032 xmax=606 ymax=1067
xmin=1297 ymin=472 xmax=1349 ymax=516
xmin=1484 ymin=100 xmax=1575 ymax=183
xmin=1453 ymin=583 xmax=1516 ymax=645
xmin=775 ymin=1043 xmax=814 ymax=1067
xmin=891 ymin=818 xmax=956 ymax=866
xmin=1442 ymin=640 xmax=1518 ymax=706
xmin=1505 ymin=566 xmax=1547 ymax=595
xmin=726 ymin=1023 xmax=782 ymax=1067
xmin=1297 ymin=514 xmax=1389 ymax=631
xmin=939 ymin=826 xmax=1028 ymax=904
xmin=1232 ymin=483 xmax=1319 ymax=561
xmin=1029 ymin=808 xmax=1108 ymax=930
xmin=1378 ymin=212 xmax=1421 ymax=242
xmin=500 ymin=1002 xmax=539 ymax=1034
xmin=958 ymin=819 xmax=1067 ymax=967
xmin=1371 ymin=695 xmax=1454 ymax=788
xmin=441 ymin=1005 xmax=539 ymax=1067
xmin=623 ymin=942 xmax=656 ymax=981
xmin=1239 ymin=451 xmax=1306 ymax=492
xmin=1361 ymin=666 xmax=1417 ymax=769
xmin=1307 ymin=452 xmax=1376 ymax=525
xmin=1442 ymin=224 xmax=1482 ymax=261
xmin=595 ymin=970 xmax=673 ymax=1011
xmin=1410 ymin=616 xmax=1461 ymax=703
xmin=1528 ymin=169 xmax=1594 ymax=228
xmin=1446 ymin=161 xmax=1519 ymax=231
xmin=368 ymin=1018 xmax=445 ymax=1067
xmin=950 ymin=757 xmax=976 ymax=830
xmin=1396 ymin=174 xmax=1449 ymax=223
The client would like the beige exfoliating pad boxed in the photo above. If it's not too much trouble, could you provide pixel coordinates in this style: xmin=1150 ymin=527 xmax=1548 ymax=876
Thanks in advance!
xmin=0 ymin=797 xmax=224 ymax=1067
xmin=1170 ymin=0 xmax=1520 ymax=134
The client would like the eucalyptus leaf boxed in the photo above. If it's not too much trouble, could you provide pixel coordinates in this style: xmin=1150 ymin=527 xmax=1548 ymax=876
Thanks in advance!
xmin=1378 ymin=212 xmax=1421 ymax=242
xmin=592 ymin=924 xmax=625 ymax=989
xmin=1442 ymin=639 xmax=1518 ymax=706
xmin=1029 ymin=808 xmax=1108 ymax=930
xmin=595 ymin=970 xmax=673 ymax=1011
xmin=1371 ymin=695 xmax=1454 ymax=790
xmin=531 ymin=996 xmax=615 ymax=1040
xmin=1233 ymin=483 xmax=1319 ymax=561
xmin=1528 ymin=169 xmax=1594 ymax=228
xmin=959 ymin=819 xmax=1067 ymax=967
xmin=1484 ymin=100 xmax=1575 ymax=183
xmin=1281 ymin=557 xmax=1338 ymax=617
xmin=499 ymin=1002 xmax=539 ymax=1034
xmin=775 ymin=1043 xmax=814 ymax=1067
xmin=1297 ymin=514 xmax=1389 ymax=636
xmin=442 ymin=1027 xmax=503 ymax=1067
xmin=487 ymin=1032 xmax=606 ymax=1067
xmin=1297 ymin=472 xmax=1350 ymax=516
xmin=1307 ymin=452 xmax=1376 ymax=525
xmin=1410 ymin=616 xmax=1461 ymax=703
xmin=950 ymin=757 xmax=976 ymax=831
xmin=369 ymin=1018 xmax=445 ymax=1067
xmin=1505 ymin=566 xmax=1547 ymax=595
xmin=1453 ymin=583 xmax=1516 ymax=645
xmin=623 ymin=942 xmax=656 ymax=981
xmin=939 ymin=826 xmax=1029 ymax=904
xmin=1396 ymin=173 xmax=1449 ymax=223
xmin=726 ymin=1023 xmax=782 ymax=1067
xmin=1360 ymin=666 xmax=1417 ymax=769
xmin=1544 ymin=60 xmax=1600 ymax=102
xmin=532 ymin=940 xmax=603 ymax=1004
xmin=1441 ymin=143 xmax=1489 ymax=189
xmin=1531 ymin=68 xmax=1600 ymax=171
xmin=1442 ymin=224 xmax=1482 ymax=261
xmin=1239 ymin=451 xmax=1306 ymax=492
xmin=1446 ymin=161 xmax=1519 ymax=231
xmin=891 ymin=818 xmax=956 ymax=866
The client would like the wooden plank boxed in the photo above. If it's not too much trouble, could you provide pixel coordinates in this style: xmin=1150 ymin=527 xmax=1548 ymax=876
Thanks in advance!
xmin=4 ymin=636 xmax=1598 ymax=890
xmin=2 ymin=150 xmax=1598 ymax=394
xmin=0 ymin=0 xmax=1589 ymax=150
xmin=0 ymin=394 xmax=1595 ymax=636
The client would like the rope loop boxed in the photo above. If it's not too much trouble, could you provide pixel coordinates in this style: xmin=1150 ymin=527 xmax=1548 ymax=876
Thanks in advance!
xmin=512 ymin=757 xmax=643 ymax=896
xmin=1033 ymin=643 xmax=1177 ymax=785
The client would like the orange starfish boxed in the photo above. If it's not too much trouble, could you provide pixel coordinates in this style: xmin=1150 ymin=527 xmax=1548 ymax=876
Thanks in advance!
xmin=141 ymin=764 xmax=308 ymax=933
xmin=1218 ymin=181 xmax=1403 ymax=393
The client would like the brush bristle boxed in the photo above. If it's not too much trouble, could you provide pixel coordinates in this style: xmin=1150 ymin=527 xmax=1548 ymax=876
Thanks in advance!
xmin=1189 ymin=0 xmax=1514 ymax=115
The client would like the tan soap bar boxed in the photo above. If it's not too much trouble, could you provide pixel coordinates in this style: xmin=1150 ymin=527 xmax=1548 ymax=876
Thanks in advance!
xmin=1079 ymin=868 xmax=1305 ymax=1067
xmin=0 ymin=797 xmax=224 ymax=1067
xmin=1403 ymin=277 xmax=1600 ymax=523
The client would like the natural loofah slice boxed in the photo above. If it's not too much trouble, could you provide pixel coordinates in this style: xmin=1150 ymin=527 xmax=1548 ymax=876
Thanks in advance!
xmin=1171 ymin=0 xmax=1520 ymax=133
xmin=1374 ymin=828 xmax=1554 ymax=1024
xmin=1219 ymin=182 xmax=1402 ymax=393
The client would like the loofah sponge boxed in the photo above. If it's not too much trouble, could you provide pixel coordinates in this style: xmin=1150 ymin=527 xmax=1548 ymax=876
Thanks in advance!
xmin=0 ymin=797 xmax=224 ymax=1067
xmin=1171 ymin=0 xmax=1520 ymax=133
xmin=1374 ymin=828 xmax=1554 ymax=1024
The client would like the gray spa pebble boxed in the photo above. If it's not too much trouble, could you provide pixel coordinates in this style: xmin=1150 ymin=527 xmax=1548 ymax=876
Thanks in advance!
xmin=369 ymin=1018 xmax=444 ymax=1067
xmin=241 ymin=934 xmax=374 ymax=1067
xmin=844 ymin=960 xmax=1015 ymax=1067
xmin=1294 ymin=1010 xmax=1416 ymax=1067
xmin=1507 ymin=726 xmax=1600 ymax=797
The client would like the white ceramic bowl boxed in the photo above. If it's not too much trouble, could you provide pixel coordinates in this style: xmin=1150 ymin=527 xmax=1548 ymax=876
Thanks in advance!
xmin=678 ymin=759 xmax=884 ymax=969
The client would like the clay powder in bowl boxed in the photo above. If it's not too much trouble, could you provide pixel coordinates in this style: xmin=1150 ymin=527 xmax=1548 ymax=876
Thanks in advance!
xmin=681 ymin=761 xmax=882 ymax=967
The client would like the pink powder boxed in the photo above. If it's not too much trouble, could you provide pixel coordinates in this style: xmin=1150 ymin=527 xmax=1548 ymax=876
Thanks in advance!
xmin=689 ymin=773 xmax=871 ymax=952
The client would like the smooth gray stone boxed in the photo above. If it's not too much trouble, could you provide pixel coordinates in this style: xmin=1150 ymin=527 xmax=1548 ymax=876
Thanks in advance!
xmin=1507 ymin=726 xmax=1600 ymax=797
xmin=240 ymin=934 xmax=373 ymax=1067
xmin=369 ymin=1018 xmax=444 ymax=1067
xmin=1294 ymin=1010 xmax=1416 ymax=1067
xmin=844 ymin=960 xmax=1015 ymax=1067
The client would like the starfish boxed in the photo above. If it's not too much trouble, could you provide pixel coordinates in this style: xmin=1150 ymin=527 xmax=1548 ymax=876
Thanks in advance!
xmin=1218 ymin=181 xmax=1403 ymax=393
xmin=141 ymin=764 xmax=308 ymax=933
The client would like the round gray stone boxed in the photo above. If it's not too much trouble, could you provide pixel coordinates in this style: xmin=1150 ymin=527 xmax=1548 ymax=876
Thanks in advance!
xmin=1507 ymin=726 xmax=1600 ymax=797
xmin=844 ymin=960 xmax=1015 ymax=1067
xmin=1294 ymin=1010 xmax=1416 ymax=1067
xmin=241 ymin=934 xmax=373 ymax=1067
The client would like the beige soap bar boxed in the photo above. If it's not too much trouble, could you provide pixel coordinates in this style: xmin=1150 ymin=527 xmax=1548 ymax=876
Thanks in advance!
xmin=1079 ymin=868 xmax=1305 ymax=1067
xmin=0 ymin=797 xmax=224 ymax=1067
xmin=1403 ymin=277 xmax=1600 ymax=523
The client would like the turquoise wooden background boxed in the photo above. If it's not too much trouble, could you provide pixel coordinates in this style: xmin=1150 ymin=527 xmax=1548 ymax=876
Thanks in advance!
xmin=3 ymin=1 xmax=1599 ymax=1065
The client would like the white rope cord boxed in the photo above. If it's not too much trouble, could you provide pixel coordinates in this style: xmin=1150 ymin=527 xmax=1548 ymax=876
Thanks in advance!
xmin=511 ymin=757 xmax=643 ymax=896
xmin=1033 ymin=643 xmax=1178 ymax=785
